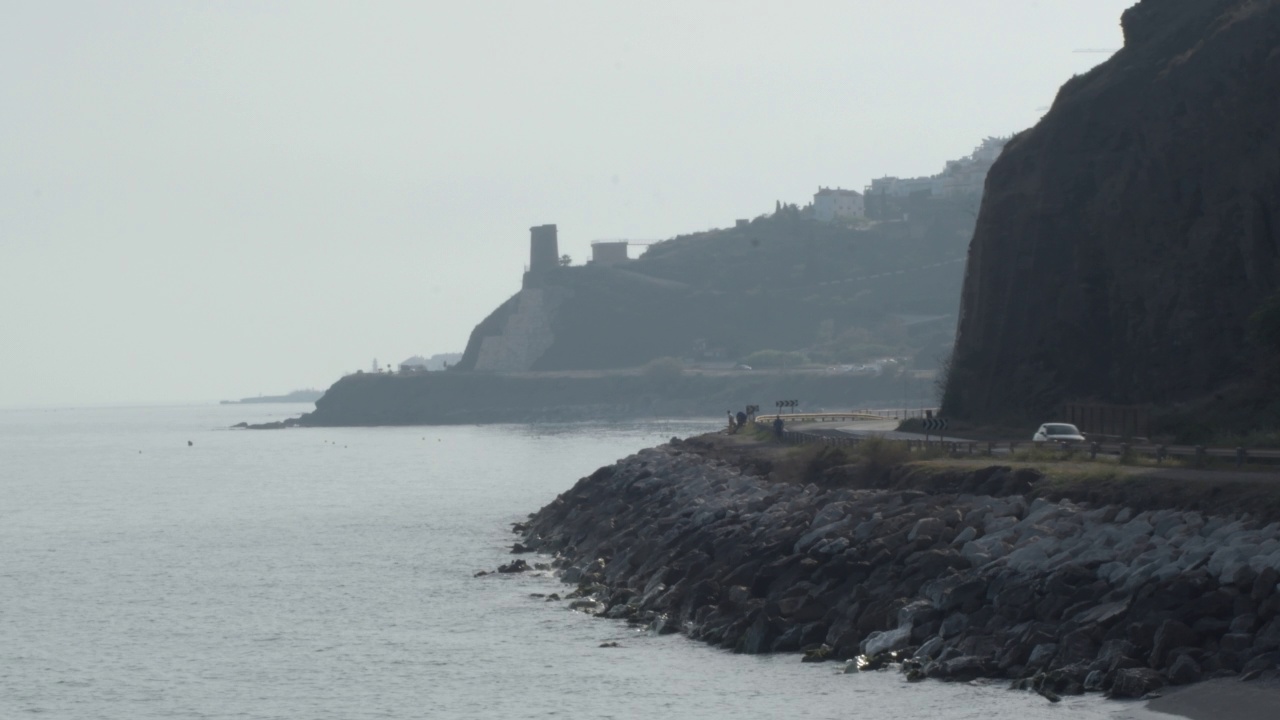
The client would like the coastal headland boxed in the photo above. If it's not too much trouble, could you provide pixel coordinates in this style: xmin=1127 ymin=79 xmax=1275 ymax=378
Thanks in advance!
xmin=245 ymin=368 xmax=921 ymax=427
xmin=509 ymin=431 xmax=1280 ymax=705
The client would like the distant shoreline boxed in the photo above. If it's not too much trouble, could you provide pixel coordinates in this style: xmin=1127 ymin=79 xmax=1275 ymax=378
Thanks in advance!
xmin=235 ymin=369 xmax=925 ymax=428
xmin=220 ymin=389 xmax=323 ymax=405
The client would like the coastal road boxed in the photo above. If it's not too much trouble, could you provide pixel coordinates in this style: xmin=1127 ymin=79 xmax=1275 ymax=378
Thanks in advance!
xmin=786 ymin=419 xmax=1280 ymax=475
xmin=799 ymin=418 xmax=971 ymax=444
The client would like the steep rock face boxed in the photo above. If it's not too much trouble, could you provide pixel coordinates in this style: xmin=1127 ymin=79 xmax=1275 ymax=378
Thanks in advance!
xmin=947 ymin=0 xmax=1280 ymax=423
xmin=473 ymin=287 xmax=570 ymax=372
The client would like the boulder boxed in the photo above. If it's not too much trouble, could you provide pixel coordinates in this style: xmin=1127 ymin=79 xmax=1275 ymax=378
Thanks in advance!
xmin=1148 ymin=619 xmax=1199 ymax=669
xmin=1054 ymin=627 xmax=1100 ymax=668
xmin=1240 ymin=651 xmax=1280 ymax=677
xmin=1071 ymin=599 xmax=1131 ymax=627
xmin=1255 ymin=617 xmax=1280 ymax=652
xmin=568 ymin=598 xmax=602 ymax=613
xmin=649 ymin=612 xmax=680 ymax=635
xmin=1083 ymin=670 xmax=1106 ymax=692
xmin=1252 ymin=567 xmax=1279 ymax=602
xmin=1168 ymin=655 xmax=1202 ymax=685
xmin=497 ymin=559 xmax=530 ymax=573
xmin=939 ymin=613 xmax=969 ymax=639
xmin=909 ymin=517 xmax=947 ymax=543
xmin=936 ymin=655 xmax=990 ymax=682
xmin=801 ymin=644 xmax=835 ymax=663
xmin=861 ymin=624 xmax=913 ymax=657
xmin=738 ymin=612 xmax=782 ymax=654
xmin=1026 ymin=643 xmax=1058 ymax=671
xmin=914 ymin=636 xmax=945 ymax=661
xmin=1220 ymin=633 xmax=1254 ymax=653
xmin=1108 ymin=668 xmax=1166 ymax=699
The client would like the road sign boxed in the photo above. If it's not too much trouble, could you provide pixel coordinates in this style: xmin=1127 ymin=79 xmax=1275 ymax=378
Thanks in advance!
xmin=775 ymin=400 xmax=798 ymax=409
xmin=922 ymin=418 xmax=948 ymax=431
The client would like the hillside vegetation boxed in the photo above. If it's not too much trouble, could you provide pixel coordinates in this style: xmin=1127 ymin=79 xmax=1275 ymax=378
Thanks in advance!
xmin=459 ymin=203 xmax=975 ymax=373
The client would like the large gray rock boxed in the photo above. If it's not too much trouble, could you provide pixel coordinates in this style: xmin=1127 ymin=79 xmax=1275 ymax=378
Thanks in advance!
xmin=1149 ymin=619 xmax=1199 ymax=669
xmin=1253 ymin=617 xmax=1280 ymax=652
xmin=1108 ymin=668 xmax=1166 ymax=699
xmin=861 ymin=624 xmax=913 ymax=657
xmin=1168 ymin=654 xmax=1203 ymax=685
xmin=909 ymin=517 xmax=947 ymax=543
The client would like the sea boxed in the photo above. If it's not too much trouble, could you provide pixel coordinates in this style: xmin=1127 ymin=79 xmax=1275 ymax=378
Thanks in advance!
xmin=0 ymin=403 xmax=1153 ymax=719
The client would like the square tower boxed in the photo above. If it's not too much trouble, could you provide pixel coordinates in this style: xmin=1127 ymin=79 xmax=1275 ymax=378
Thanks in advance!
xmin=529 ymin=224 xmax=559 ymax=275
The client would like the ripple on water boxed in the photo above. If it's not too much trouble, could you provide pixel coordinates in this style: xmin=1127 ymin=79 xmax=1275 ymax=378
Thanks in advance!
xmin=0 ymin=407 xmax=1121 ymax=720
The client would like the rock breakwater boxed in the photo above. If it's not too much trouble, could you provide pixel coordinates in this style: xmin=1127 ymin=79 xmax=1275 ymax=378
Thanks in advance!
xmin=518 ymin=439 xmax=1280 ymax=697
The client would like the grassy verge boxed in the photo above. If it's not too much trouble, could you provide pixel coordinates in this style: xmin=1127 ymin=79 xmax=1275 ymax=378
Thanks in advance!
xmin=687 ymin=430 xmax=1280 ymax=522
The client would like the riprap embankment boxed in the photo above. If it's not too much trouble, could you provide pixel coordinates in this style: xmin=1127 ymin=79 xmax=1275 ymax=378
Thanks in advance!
xmin=518 ymin=438 xmax=1280 ymax=698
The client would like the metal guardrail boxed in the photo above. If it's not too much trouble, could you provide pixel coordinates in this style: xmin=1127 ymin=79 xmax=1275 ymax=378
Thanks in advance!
xmin=768 ymin=412 xmax=889 ymax=423
xmin=759 ymin=425 xmax=1280 ymax=469
xmin=1083 ymin=441 xmax=1280 ymax=466
xmin=853 ymin=407 xmax=939 ymax=420
xmin=762 ymin=408 xmax=939 ymax=423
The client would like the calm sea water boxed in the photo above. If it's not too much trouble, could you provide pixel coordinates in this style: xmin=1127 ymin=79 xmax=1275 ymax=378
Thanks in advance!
xmin=0 ymin=404 xmax=1134 ymax=719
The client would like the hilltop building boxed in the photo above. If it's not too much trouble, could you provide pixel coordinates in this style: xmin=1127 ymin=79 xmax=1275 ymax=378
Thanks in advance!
xmin=528 ymin=224 xmax=559 ymax=274
xmin=476 ymin=224 xmax=568 ymax=372
xmin=812 ymin=187 xmax=865 ymax=222
xmin=590 ymin=241 xmax=630 ymax=266
xmin=523 ymin=223 xmax=560 ymax=290
xmin=866 ymin=137 xmax=1009 ymax=200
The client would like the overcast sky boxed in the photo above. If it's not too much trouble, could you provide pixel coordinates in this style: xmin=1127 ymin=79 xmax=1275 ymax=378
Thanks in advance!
xmin=0 ymin=1 xmax=1132 ymax=408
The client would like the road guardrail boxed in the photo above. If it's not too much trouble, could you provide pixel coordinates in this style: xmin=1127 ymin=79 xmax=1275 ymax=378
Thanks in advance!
xmin=756 ymin=423 xmax=1280 ymax=469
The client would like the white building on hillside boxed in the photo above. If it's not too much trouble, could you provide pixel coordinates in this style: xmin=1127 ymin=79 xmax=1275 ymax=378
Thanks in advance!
xmin=865 ymin=136 xmax=1009 ymax=200
xmin=812 ymin=187 xmax=865 ymax=222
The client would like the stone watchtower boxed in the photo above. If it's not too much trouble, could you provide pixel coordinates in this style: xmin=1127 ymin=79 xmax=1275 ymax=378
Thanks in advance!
xmin=529 ymin=224 xmax=558 ymax=274
xmin=523 ymin=224 xmax=559 ymax=289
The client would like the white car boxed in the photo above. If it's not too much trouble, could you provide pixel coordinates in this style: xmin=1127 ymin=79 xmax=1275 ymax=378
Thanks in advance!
xmin=1033 ymin=423 xmax=1086 ymax=444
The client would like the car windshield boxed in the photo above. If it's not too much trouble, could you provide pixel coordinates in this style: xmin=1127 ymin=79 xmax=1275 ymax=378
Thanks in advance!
xmin=1044 ymin=424 xmax=1080 ymax=435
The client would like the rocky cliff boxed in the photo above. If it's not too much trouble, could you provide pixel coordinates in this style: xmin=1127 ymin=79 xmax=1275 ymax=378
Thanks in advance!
xmin=946 ymin=0 xmax=1280 ymax=425
xmin=455 ymin=206 xmax=975 ymax=373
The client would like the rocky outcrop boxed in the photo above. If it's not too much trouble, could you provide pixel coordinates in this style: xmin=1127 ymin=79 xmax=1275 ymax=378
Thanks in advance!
xmin=946 ymin=0 xmax=1280 ymax=424
xmin=453 ymin=206 xmax=974 ymax=374
xmin=519 ymin=440 xmax=1280 ymax=695
xmin=473 ymin=287 xmax=570 ymax=372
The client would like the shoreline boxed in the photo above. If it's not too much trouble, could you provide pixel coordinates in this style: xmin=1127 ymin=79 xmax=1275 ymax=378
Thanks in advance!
xmin=1121 ymin=677 xmax=1280 ymax=720
xmin=505 ymin=432 xmax=1280 ymax=709
xmin=238 ymin=368 xmax=923 ymax=428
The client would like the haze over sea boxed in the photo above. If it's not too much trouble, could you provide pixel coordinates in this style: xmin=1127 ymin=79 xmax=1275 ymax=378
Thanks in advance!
xmin=2 ymin=404 xmax=1142 ymax=719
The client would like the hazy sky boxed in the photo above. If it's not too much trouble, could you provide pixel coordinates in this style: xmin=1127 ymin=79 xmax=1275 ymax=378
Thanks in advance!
xmin=1 ymin=1 xmax=1132 ymax=407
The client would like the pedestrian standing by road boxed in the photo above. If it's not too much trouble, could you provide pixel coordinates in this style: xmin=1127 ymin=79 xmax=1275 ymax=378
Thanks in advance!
xmin=727 ymin=410 xmax=736 ymax=433
xmin=773 ymin=415 xmax=784 ymax=438
xmin=736 ymin=410 xmax=748 ymax=431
